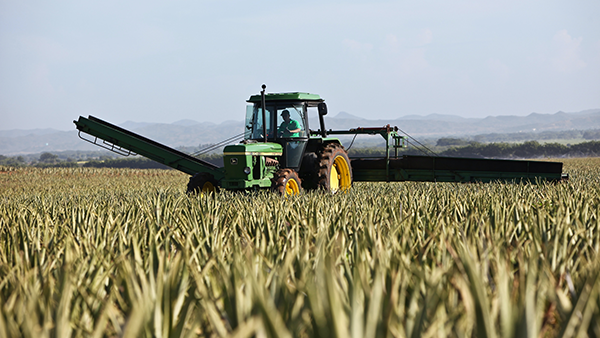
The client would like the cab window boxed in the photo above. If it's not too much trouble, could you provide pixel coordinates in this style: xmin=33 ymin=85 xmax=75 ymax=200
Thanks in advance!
xmin=276 ymin=105 xmax=306 ymax=138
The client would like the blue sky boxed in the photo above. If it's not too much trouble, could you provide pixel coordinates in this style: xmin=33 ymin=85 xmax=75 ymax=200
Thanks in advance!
xmin=1 ymin=0 xmax=599 ymax=131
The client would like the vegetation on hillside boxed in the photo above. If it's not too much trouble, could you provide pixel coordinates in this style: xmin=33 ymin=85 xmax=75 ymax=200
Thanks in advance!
xmin=349 ymin=140 xmax=600 ymax=159
xmin=2 ymin=138 xmax=600 ymax=170
xmin=467 ymin=128 xmax=600 ymax=143
xmin=0 ymin=152 xmax=223 ymax=169
xmin=441 ymin=140 xmax=600 ymax=158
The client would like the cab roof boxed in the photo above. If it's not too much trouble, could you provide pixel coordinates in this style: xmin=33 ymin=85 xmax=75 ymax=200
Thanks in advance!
xmin=247 ymin=92 xmax=323 ymax=103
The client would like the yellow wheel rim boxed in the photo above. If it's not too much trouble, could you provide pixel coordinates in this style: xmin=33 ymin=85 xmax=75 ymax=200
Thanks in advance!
xmin=201 ymin=181 xmax=215 ymax=195
xmin=285 ymin=178 xmax=300 ymax=196
xmin=331 ymin=155 xmax=351 ymax=192
xmin=330 ymin=164 xmax=340 ymax=191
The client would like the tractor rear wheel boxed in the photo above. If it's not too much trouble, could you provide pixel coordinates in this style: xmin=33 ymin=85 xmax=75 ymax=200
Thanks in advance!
xmin=317 ymin=143 xmax=352 ymax=193
xmin=271 ymin=169 xmax=302 ymax=196
xmin=187 ymin=172 xmax=219 ymax=195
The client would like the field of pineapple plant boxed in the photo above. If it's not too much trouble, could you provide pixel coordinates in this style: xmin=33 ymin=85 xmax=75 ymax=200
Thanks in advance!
xmin=0 ymin=157 xmax=599 ymax=337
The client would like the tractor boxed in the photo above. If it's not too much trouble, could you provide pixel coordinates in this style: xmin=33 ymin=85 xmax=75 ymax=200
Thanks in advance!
xmin=74 ymin=84 xmax=566 ymax=196
xmin=197 ymin=85 xmax=352 ymax=195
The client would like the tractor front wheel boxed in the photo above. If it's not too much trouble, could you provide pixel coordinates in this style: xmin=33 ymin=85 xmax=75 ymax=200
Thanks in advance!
xmin=187 ymin=172 xmax=219 ymax=195
xmin=271 ymin=169 xmax=302 ymax=196
xmin=317 ymin=143 xmax=352 ymax=193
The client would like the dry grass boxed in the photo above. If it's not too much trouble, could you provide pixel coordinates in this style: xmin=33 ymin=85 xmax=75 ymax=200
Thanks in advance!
xmin=0 ymin=158 xmax=599 ymax=337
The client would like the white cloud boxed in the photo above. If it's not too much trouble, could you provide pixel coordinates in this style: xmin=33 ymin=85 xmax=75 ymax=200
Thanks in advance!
xmin=552 ymin=29 xmax=586 ymax=73
xmin=19 ymin=35 xmax=70 ymax=62
xmin=382 ymin=34 xmax=402 ymax=55
xmin=398 ymin=48 xmax=429 ymax=74
xmin=380 ymin=33 xmax=430 ymax=75
xmin=487 ymin=58 xmax=510 ymax=81
xmin=417 ymin=29 xmax=433 ymax=46
xmin=28 ymin=63 xmax=56 ymax=96
xmin=343 ymin=38 xmax=373 ymax=53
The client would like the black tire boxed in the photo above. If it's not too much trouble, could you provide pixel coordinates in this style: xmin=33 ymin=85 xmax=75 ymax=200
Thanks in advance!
xmin=316 ymin=143 xmax=353 ymax=192
xmin=271 ymin=169 xmax=302 ymax=196
xmin=187 ymin=172 xmax=219 ymax=194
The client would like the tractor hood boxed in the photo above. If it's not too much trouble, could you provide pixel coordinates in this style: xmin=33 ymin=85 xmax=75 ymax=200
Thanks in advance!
xmin=223 ymin=142 xmax=283 ymax=156
xmin=221 ymin=142 xmax=283 ymax=190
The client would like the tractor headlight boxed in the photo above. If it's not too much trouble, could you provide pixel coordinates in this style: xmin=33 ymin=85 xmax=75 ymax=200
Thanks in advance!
xmin=243 ymin=167 xmax=251 ymax=175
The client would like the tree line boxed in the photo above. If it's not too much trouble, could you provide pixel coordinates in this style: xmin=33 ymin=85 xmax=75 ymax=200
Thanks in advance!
xmin=0 ymin=152 xmax=223 ymax=169
xmin=440 ymin=140 xmax=600 ymax=158
xmin=348 ymin=140 xmax=600 ymax=158
xmin=443 ymin=128 xmax=600 ymax=144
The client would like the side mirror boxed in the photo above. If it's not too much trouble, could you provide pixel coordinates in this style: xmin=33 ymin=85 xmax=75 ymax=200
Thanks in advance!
xmin=318 ymin=102 xmax=328 ymax=116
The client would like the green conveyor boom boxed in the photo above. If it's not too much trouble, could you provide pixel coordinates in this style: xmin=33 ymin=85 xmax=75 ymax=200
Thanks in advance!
xmin=74 ymin=115 xmax=224 ymax=179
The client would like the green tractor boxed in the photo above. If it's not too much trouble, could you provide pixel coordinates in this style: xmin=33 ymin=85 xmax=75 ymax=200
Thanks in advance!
xmin=74 ymin=85 xmax=567 ymax=195
xmin=191 ymin=85 xmax=352 ymax=195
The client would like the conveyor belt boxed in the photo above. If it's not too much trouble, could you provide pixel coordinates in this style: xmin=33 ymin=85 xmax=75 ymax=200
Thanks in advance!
xmin=86 ymin=116 xmax=218 ymax=169
xmin=74 ymin=115 xmax=224 ymax=178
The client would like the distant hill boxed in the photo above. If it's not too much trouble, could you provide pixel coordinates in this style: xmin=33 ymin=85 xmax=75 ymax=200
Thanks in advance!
xmin=171 ymin=119 xmax=201 ymax=126
xmin=332 ymin=112 xmax=364 ymax=120
xmin=319 ymin=109 xmax=600 ymax=136
xmin=1 ymin=109 xmax=599 ymax=155
xmin=0 ymin=119 xmax=245 ymax=156
xmin=119 ymin=121 xmax=154 ymax=130
xmin=0 ymin=128 xmax=62 ymax=138
xmin=398 ymin=113 xmax=476 ymax=122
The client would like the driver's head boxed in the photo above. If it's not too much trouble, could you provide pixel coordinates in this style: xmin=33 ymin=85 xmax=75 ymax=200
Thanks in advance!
xmin=281 ymin=110 xmax=290 ymax=121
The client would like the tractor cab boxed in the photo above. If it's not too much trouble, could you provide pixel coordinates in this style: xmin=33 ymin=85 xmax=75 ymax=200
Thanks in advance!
xmin=245 ymin=92 xmax=325 ymax=170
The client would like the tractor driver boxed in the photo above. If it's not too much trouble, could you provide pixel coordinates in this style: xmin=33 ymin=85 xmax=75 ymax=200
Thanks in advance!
xmin=278 ymin=110 xmax=301 ymax=138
